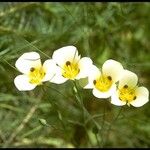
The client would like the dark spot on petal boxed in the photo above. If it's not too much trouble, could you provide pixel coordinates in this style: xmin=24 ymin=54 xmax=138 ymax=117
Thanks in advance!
xmin=133 ymin=96 xmax=136 ymax=100
xmin=93 ymin=80 xmax=96 ymax=85
xmin=30 ymin=67 xmax=35 ymax=72
xmin=66 ymin=61 xmax=71 ymax=66
xmin=107 ymin=76 xmax=112 ymax=81
xmin=124 ymin=85 xmax=128 ymax=88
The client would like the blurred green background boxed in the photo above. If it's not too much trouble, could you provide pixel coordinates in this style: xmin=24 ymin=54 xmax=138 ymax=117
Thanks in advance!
xmin=0 ymin=2 xmax=150 ymax=148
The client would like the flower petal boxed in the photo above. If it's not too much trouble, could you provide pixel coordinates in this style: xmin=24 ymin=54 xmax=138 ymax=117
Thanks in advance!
xmin=84 ymin=65 xmax=101 ymax=89
xmin=118 ymin=70 xmax=138 ymax=89
xmin=88 ymin=65 xmax=101 ymax=79
xmin=75 ymin=57 xmax=93 ymax=79
xmin=14 ymin=75 xmax=36 ymax=91
xmin=111 ymin=90 xmax=126 ymax=106
xmin=84 ymin=82 xmax=95 ymax=89
xmin=42 ymin=59 xmax=59 ymax=82
xmin=52 ymin=45 xmax=80 ymax=67
xmin=92 ymin=84 xmax=116 ymax=99
xmin=50 ymin=74 xmax=68 ymax=84
xmin=102 ymin=59 xmax=124 ymax=82
xmin=130 ymin=86 xmax=149 ymax=107
xmin=15 ymin=52 xmax=41 ymax=74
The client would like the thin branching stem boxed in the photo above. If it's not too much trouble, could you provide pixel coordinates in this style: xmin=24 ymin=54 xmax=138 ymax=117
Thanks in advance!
xmin=103 ymin=107 xmax=123 ymax=147
xmin=72 ymin=80 xmax=102 ymax=147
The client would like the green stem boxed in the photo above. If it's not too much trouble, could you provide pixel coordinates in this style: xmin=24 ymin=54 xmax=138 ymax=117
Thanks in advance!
xmin=73 ymin=80 xmax=101 ymax=127
xmin=104 ymin=107 xmax=123 ymax=147
xmin=99 ymin=102 xmax=106 ymax=147
xmin=72 ymin=80 xmax=102 ymax=147
xmin=72 ymin=80 xmax=85 ymax=122
xmin=95 ymin=133 xmax=101 ymax=147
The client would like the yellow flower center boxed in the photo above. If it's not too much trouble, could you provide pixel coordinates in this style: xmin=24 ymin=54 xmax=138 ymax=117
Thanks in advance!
xmin=119 ymin=85 xmax=136 ymax=104
xmin=62 ymin=61 xmax=80 ymax=80
xmin=29 ymin=67 xmax=45 ymax=85
xmin=93 ymin=75 xmax=113 ymax=92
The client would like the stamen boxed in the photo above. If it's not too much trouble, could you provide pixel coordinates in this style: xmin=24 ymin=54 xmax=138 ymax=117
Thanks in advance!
xmin=107 ymin=76 xmax=112 ymax=81
xmin=93 ymin=80 xmax=96 ymax=85
xmin=119 ymin=86 xmax=136 ymax=103
xmin=62 ymin=60 xmax=79 ymax=79
xmin=29 ymin=67 xmax=45 ymax=85
xmin=78 ymin=69 xmax=80 ymax=73
xmin=30 ymin=67 xmax=35 ymax=72
xmin=94 ymin=75 xmax=113 ymax=92
xmin=66 ymin=61 xmax=71 ymax=66
xmin=124 ymin=85 xmax=128 ymax=88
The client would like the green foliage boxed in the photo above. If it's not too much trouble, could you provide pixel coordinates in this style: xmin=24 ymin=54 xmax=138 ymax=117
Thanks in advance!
xmin=0 ymin=2 xmax=150 ymax=148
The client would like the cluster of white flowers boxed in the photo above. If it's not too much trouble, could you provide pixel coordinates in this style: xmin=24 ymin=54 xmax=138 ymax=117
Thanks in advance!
xmin=14 ymin=46 xmax=149 ymax=107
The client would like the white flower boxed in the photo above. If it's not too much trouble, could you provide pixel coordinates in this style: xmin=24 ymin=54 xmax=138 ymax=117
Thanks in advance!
xmin=84 ymin=59 xmax=124 ymax=99
xmin=50 ymin=45 xmax=93 ymax=84
xmin=14 ymin=52 xmax=57 ymax=91
xmin=111 ymin=70 xmax=149 ymax=107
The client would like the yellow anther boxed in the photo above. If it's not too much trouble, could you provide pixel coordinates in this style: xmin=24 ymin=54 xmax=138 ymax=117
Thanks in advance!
xmin=62 ymin=61 xmax=80 ymax=80
xmin=29 ymin=67 xmax=45 ymax=85
xmin=119 ymin=86 xmax=136 ymax=103
xmin=94 ymin=75 xmax=113 ymax=92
